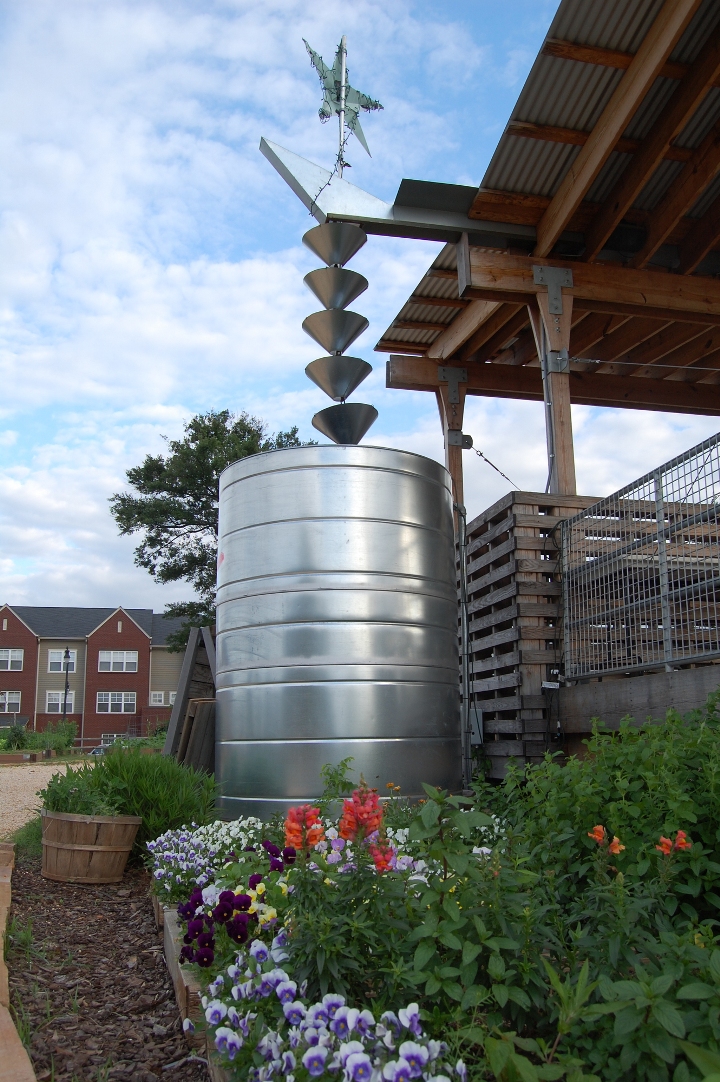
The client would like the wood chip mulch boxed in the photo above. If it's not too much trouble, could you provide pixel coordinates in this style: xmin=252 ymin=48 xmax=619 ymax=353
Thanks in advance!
xmin=7 ymin=856 xmax=210 ymax=1082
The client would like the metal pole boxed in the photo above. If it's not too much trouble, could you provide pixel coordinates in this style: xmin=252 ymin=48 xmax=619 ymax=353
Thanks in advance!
xmin=338 ymin=35 xmax=347 ymax=179
xmin=61 ymin=647 xmax=70 ymax=721
xmin=455 ymin=503 xmax=472 ymax=787
xmin=654 ymin=470 xmax=674 ymax=671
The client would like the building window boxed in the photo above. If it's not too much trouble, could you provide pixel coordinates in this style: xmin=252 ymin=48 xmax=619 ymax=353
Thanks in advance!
xmin=150 ymin=691 xmax=164 ymax=706
xmin=97 ymin=691 xmax=136 ymax=714
xmin=48 ymin=649 xmax=77 ymax=673
xmin=101 ymin=733 xmax=120 ymax=746
xmin=169 ymin=692 xmax=176 ymax=705
xmin=98 ymin=650 xmax=138 ymax=673
xmin=46 ymin=691 xmax=75 ymax=713
xmin=0 ymin=691 xmax=21 ymax=713
xmin=0 ymin=649 xmax=23 ymax=671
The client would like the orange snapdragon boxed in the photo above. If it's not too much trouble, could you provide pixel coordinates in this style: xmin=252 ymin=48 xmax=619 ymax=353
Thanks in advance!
xmin=369 ymin=841 xmax=394 ymax=873
xmin=656 ymin=830 xmax=692 ymax=854
xmin=339 ymin=783 xmax=383 ymax=842
xmin=588 ymin=824 xmax=625 ymax=854
xmin=284 ymin=804 xmax=325 ymax=851
xmin=588 ymin=825 xmax=606 ymax=844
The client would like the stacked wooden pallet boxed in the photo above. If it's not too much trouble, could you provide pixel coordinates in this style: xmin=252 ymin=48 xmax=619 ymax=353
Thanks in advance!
xmin=465 ymin=490 xmax=597 ymax=779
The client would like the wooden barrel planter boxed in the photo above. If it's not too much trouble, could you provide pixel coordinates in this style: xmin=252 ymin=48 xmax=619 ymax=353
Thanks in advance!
xmin=41 ymin=809 xmax=142 ymax=884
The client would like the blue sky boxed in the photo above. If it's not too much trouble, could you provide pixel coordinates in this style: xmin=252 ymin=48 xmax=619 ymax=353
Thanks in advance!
xmin=1 ymin=0 xmax=718 ymax=611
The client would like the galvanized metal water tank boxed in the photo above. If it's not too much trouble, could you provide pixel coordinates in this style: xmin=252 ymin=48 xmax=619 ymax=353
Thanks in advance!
xmin=215 ymin=445 xmax=461 ymax=819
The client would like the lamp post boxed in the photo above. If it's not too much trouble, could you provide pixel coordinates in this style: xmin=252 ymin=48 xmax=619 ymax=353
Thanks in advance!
xmin=61 ymin=647 xmax=71 ymax=722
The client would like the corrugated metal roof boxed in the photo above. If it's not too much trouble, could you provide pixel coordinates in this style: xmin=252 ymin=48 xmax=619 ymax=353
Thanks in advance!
xmin=379 ymin=0 xmax=720 ymax=369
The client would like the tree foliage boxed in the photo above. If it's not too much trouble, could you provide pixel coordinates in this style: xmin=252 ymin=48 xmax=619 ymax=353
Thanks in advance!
xmin=110 ymin=410 xmax=309 ymax=649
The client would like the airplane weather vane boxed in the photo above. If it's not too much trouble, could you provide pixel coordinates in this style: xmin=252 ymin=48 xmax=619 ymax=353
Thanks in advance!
xmin=303 ymin=36 xmax=383 ymax=179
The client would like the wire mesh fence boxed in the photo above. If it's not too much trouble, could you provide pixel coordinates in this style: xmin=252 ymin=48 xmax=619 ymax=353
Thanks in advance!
xmin=562 ymin=431 xmax=720 ymax=678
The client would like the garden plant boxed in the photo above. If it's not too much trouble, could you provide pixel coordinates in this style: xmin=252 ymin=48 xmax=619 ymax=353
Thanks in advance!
xmin=40 ymin=745 xmax=215 ymax=856
xmin=146 ymin=695 xmax=720 ymax=1081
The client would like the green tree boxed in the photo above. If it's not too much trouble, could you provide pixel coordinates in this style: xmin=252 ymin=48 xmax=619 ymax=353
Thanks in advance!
xmin=110 ymin=410 xmax=310 ymax=649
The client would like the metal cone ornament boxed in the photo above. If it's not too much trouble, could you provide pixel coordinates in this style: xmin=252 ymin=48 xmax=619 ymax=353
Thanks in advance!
xmin=305 ymin=356 xmax=372 ymax=402
xmin=302 ymin=222 xmax=367 ymax=267
xmin=302 ymin=309 xmax=368 ymax=354
xmin=312 ymin=402 xmax=378 ymax=444
xmin=304 ymin=267 xmax=368 ymax=310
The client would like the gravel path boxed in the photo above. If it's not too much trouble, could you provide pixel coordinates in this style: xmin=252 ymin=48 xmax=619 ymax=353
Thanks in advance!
xmin=8 ymin=857 xmax=209 ymax=1082
xmin=0 ymin=762 xmax=71 ymax=837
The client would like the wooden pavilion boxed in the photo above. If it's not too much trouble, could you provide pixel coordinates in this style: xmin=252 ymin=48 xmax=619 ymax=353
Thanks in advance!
xmin=378 ymin=0 xmax=720 ymax=507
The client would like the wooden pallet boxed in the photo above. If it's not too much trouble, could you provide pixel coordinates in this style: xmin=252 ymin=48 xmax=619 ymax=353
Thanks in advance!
xmin=465 ymin=490 xmax=597 ymax=779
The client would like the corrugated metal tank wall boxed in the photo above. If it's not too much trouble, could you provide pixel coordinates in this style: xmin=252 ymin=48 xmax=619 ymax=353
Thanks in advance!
xmin=215 ymin=445 xmax=461 ymax=819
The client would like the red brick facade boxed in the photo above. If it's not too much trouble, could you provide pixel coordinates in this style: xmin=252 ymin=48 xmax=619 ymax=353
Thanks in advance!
xmin=0 ymin=606 xmax=38 ymax=721
xmin=83 ymin=611 xmax=151 ymax=743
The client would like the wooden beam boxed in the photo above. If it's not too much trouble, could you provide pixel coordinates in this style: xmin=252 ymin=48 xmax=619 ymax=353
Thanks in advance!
xmin=507 ymin=120 xmax=693 ymax=163
xmin=394 ymin=319 xmax=449 ymax=332
xmin=436 ymin=382 xmax=467 ymax=512
xmin=541 ymin=38 xmax=693 ymax=84
xmin=678 ymin=194 xmax=720 ymax=274
xmin=427 ymin=299 xmax=501 ymax=360
xmin=572 ymin=296 xmax=720 ymax=326
xmin=534 ymin=0 xmax=701 ymax=257
xmin=386 ymin=354 xmax=720 ymax=415
xmin=570 ymin=312 xmax=632 ymax=354
xmin=468 ymin=248 xmax=720 ymax=319
xmin=584 ymin=29 xmax=720 ymax=260
xmin=461 ymin=305 xmax=528 ymax=363
xmin=408 ymin=295 xmax=468 ymax=309
xmin=576 ymin=317 xmax=670 ymax=363
xmin=374 ymin=340 xmax=427 ymax=355
xmin=637 ymin=326 xmax=720 ymax=373
xmin=632 ymin=120 xmax=720 ymax=267
xmin=622 ymin=321 xmax=711 ymax=371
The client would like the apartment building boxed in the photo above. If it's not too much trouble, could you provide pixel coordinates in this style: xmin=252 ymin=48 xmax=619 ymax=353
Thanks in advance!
xmin=0 ymin=605 xmax=185 ymax=746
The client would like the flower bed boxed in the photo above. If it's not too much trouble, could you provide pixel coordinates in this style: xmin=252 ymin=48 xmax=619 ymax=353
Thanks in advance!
xmin=147 ymin=702 xmax=720 ymax=1081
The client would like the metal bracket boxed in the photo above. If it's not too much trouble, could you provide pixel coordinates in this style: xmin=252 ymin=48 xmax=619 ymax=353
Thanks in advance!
xmin=447 ymin=431 xmax=473 ymax=448
xmin=532 ymin=265 xmax=574 ymax=315
xmin=546 ymin=349 xmax=570 ymax=374
xmin=438 ymin=365 xmax=467 ymax=404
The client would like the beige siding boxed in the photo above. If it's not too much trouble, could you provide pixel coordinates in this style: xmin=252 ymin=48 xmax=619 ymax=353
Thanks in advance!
xmin=149 ymin=647 xmax=184 ymax=706
xmin=36 ymin=639 xmax=87 ymax=714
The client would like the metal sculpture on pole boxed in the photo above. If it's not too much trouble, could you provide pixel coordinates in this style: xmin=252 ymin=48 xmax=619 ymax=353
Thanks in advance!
xmin=298 ymin=37 xmax=383 ymax=444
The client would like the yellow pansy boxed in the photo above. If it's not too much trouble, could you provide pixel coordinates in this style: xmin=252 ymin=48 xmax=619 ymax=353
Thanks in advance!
xmin=256 ymin=883 xmax=266 ymax=896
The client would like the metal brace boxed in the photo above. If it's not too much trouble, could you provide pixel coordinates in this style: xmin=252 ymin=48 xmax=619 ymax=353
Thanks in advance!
xmin=447 ymin=431 xmax=473 ymax=448
xmin=437 ymin=365 xmax=467 ymax=404
xmin=546 ymin=349 xmax=570 ymax=373
xmin=532 ymin=265 xmax=574 ymax=315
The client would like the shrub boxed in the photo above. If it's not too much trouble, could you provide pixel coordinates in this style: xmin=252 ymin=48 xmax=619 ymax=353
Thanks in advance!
xmin=39 ymin=748 xmax=215 ymax=857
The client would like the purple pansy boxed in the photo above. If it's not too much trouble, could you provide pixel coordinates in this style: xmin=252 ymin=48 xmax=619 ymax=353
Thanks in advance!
xmin=346 ymin=1052 xmax=373 ymax=1082
xmin=249 ymin=940 xmax=269 ymax=964
xmin=322 ymin=993 xmax=345 ymax=1019
xmin=276 ymin=980 xmax=298 ymax=1004
xmin=302 ymin=1046 xmax=328 ymax=1077
xmin=283 ymin=1000 xmax=306 ymax=1027
xmin=398 ymin=1004 xmax=422 ymax=1037
xmin=399 ymin=1043 xmax=429 ymax=1078
xmin=205 ymin=1000 xmax=227 ymax=1026
xmin=234 ymin=893 xmax=252 ymax=911
xmin=248 ymin=873 xmax=264 ymax=890
xmin=282 ymin=847 xmax=297 ymax=865
xmin=196 ymin=946 xmax=215 ymax=967
xmin=382 ymin=1059 xmax=413 ymax=1082
xmin=269 ymin=858 xmax=284 ymax=872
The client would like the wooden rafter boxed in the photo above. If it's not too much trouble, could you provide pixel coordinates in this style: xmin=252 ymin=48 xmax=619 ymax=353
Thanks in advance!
xmin=394 ymin=319 xmax=449 ymax=332
xmin=678 ymin=194 xmax=720 ymax=274
xmin=407 ymin=295 xmax=468 ymax=309
xmin=575 ymin=317 xmax=671 ymax=364
xmin=533 ymin=0 xmax=701 ymax=258
xmin=638 ymin=326 xmax=720 ymax=373
xmin=467 ymin=248 xmax=720 ymax=319
xmin=631 ymin=119 xmax=720 ymax=267
xmin=622 ymin=321 xmax=711 ymax=372
xmin=386 ymin=354 xmax=720 ymax=415
xmin=374 ymin=340 xmax=427 ymax=355
xmin=541 ymin=38 xmax=697 ymax=84
xmin=458 ymin=304 xmax=524 ymax=361
xmin=570 ymin=312 xmax=631 ymax=354
xmin=506 ymin=121 xmax=693 ymax=163
xmin=583 ymin=29 xmax=720 ymax=261
xmin=427 ymin=300 xmax=501 ymax=360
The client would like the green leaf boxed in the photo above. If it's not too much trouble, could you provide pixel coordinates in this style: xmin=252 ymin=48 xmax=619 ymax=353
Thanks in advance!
xmin=493 ymin=984 xmax=510 ymax=1008
xmin=442 ymin=980 xmax=464 ymax=1002
xmin=677 ymin=983 xmax=716 ymax=1001
xmin=651 ymin=973 xmax=675 ymax=997
xmin=445 ymin=851 xmax=470 ymax=876
xmin=647 ymin=1031 xmax=676 ymax=1064
xmin=487 ymin=937 xmax=522 ymax=951
xmin=462 ymin=941 xmax=482 ymax=966
xmin=509 ymin=1053 xmax=540 ymax=1082
xmin=439 ymin=932 xmax=463 ymax=951
xmin=651 ymin=1001 xmax=686 ymax=1039
xmin=485 ymin=1036 xmax=512 ymax=1078
xmin=425 ymin=975 xmax=441 ymax=996
xmin=679 ymin=1040 xmax=720 ymax=1075
xmin=420 ymin=801 xmax=441 ymax=829
xmin=461 ymin=986 xmax=490 ymax=1011
xmin=421 ymin=782 xmax=443 ymax=800
xmin=710 ymin=951 xmax=720 ymax=983
xmin=414 ymin=941 xmax=437 ymax=972
xmin=537 ymin=1067 xmax=565 ymax=1081
xmin=488 ymin=954 xmax=506 ymax=981
xmin=614 ymin=1006 xmax=644 ymax=1039
xmin=458 ymin=1025 xmax=486 ymax=1046
xmin=507 ymin=986 xmax=532 ymax=1010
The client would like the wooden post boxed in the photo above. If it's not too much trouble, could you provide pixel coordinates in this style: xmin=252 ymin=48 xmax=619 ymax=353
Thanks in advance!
xmin=528 ymin=290 xmax=577 ymax=496
xmin=436 ymin=377 xmax=467 ymax=514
